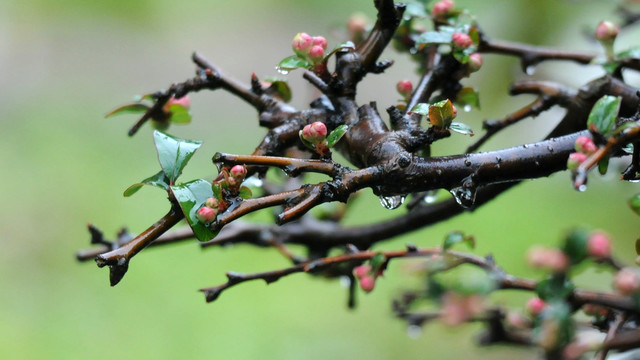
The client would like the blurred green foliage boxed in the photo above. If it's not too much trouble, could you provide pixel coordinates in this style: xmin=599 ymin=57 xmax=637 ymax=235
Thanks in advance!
xmin=1 ymin=0 xmax=638 ymax=359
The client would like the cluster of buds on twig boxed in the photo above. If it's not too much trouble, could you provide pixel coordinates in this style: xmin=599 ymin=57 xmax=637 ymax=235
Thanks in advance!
xmin=567 ymin=136 xmax=597 ymax=170
xmin=299 ymin=121 xmax=348 ymax=158
xmin=353 ymin=254 xmax=387 ymax=293
xmin=198 ymin=164 xmax=250 ymax=225
xmin=292 ymin=33 xmax=328 ymax=66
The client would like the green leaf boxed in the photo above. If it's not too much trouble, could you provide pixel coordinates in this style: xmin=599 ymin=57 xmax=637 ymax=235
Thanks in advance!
xmin=598 ymin=155 xmax=610 ymax=175
xmin=327 ymin=125 xmax=348 ymax=148
xmin=153 ymin=130 xmax=203 ymax=184
xmin=298 ymin=130 xmax=316 ymax=150
xmin=277 ymin=55 xmax=311 ymax=71
xmin=168 ymin=104 xmax=191 ymax=124
xmin=587 ymin=95 xmax=621 ymax=137
xmin=536 ymin=274 xmax=574 ymax=301
xmin=370 ymin=253 xmax=387 ymax=273
xmin=238 ymin=186 xmax=252 ymax=199
xmin=562 ymin=229 xmax=589 ymax=265
xmin=211 ymin=182 xmax=222 ymax=202
xmin=629 ymin=193 xmax=640 ymax=216
xmin=170 ymin=179 xmax=218 ymax=242
xmin=123 ymin=170 xmax=170 ymax=197
xmin=602 ymin=62 xmax=619 ymax=74
xmin=428 ymin=99 xmax=455 ymax=129
xmin=404 ymin=2 xmax=426 ymax=17
xmin=269 ymin=81 xmax=292 ymax=103
xmin=455 ymin=87 xmax=480 ymax=110
xmin=443 ymin=231 xmax=475 ymax=251
xmin=616 ymin=46 xmax=640 ymax=59
xmin=409 ymin=103 xmax=430 ymax=116
xmin=449 ymin=122 xmax=474 ymax=136
xmin=533 ymin=301 xmax=574 ymax=350
xmin=105 ymin=103 xmax=150 ymax=118
xmin=415 ymin=31 xmax=453 ymax=47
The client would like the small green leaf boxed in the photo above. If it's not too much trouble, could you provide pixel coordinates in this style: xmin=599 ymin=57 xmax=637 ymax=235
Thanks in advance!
xmin=602 ymin=62 xmax=619 ymax=74
xmin=562 ymin=229 xmax=589 ymax=265
xmin=370 ymin=253 xmax=387 ymax=273
xmin=455 ymin=87 xmax=480 ymax=110
xmin=238 ymin=186 xmax=252 ymax=199
xmin=449 ymin=122 xmax=474 ymax=136
xmin=629 ymin=193 xmax=640 ymax=216
xmin=415 ymin=31 xmax=452 ymax=47
xmin=170 ymin=179 xmax=218 ymax=242
xmin=132 ymin=93 xmax=154 ymax=102
xmin=428 ymin=99 xmax=455 ymax=129
xmin=409 ymin=103 xmax=430 ymax=116
xmin=123 ymin=170 xmax=170 ymax=197
xmin=277 ymin=55 xmax=311 ymax=71
xmin=404 ymin=2 xmax=426 ymax=17
xmin=536 ymin=275 xmax=574 ymax=301
xmin=168 ymin=104 xmax=191 ymax=124
xmin=587 ymin=95 xmax=621 ymax=137
xmin=211 ymin=182 xmax=222 ymax=202
xmin=298 ymin=130 xmax=316 ymax=150
xmin=327 ymin=125 xmax=348 ymax=148
xmin=105 ymin=103 xmax=150 ymax=118
xmin=153 ymin=130 xmax=203 ymax=184
xmin=269 ymin=81 xmax=292 ymax=103
xmin=598 ymin=155 xmax=609 ymax=175
xmin=616 ymin=46 xmax=640 ymax=59
xmin=443 ymin=231 xmax=475 ymax=251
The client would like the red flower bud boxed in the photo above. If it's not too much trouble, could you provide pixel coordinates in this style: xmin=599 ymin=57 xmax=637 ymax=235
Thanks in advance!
xmin=396 ymin=80 xmax=413 ymax=97
xmin=431 ymin=0 xmax=454 ymax=17
xmin=526 ymin=297 xmax=546 ymax=317
xmin=614 ymin=268 xmax=639 ymax=295
xmin=230 ymin=165 xmax=247 ymax=180
xmin=587 ymin=231 xmax=611 ymax=258
xmin=196 ymin=206 xmax=217 ymax=223
xmin=574 ymin=136 xmax=597 ymax=155
xmin=353 ymin=264 xmax=371 ymax=279
xmin=309 ymin=45 xmax=325 ymax=62
xmin=312 ymin=36 xmax=328 ymax=50
xmin=302 ymin=121 xmax=328 ymax=143
xmin=451 ymin=32 xmax=473 ymax=49
xmin=359 ymin=276 xmax=375 ymax=292
xmin=595 ymin=21 xmax=619 ymax=42
xmin=205 ymin=197 xmax=219 ymax=209
xmin=567 ymin=152 xmax=587 ymax=170
xmin=292 ymin=32 xmax=313 ymax=54
xmin=468 ymin=53 xmax=483 ymax=72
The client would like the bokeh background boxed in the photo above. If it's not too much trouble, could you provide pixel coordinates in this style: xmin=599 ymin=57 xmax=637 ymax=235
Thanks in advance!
xmin=2 ymin=0 xmax=640 ymax=359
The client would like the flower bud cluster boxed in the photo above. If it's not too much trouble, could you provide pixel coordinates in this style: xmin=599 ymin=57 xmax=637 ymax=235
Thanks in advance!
xmin=197 ymin=197 xmax=219 ymax=224
xmin=292 ymin=33 xmax=328 ymax=65
xmin=567 ymin=136 xmax=597 ymax=170
xmin=352 ymin=263 xmax=385 ymax=293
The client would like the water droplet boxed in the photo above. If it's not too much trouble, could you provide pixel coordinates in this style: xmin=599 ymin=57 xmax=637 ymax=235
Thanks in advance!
xmin=577 ymin=184 xmax=587 ymax=192
xmin=340 ymin=276 xmax=351 ymax=288
xmin=525 ymin=65 xmax=536 ymax=75
xmin=407 ymin=325 xmax=422 ymax=339
xmin=379 ymin=195 xmax=406 ymax=210
xmin=464 ymin=159 xmax=472 ymax=166
xmin=629 ymin=179 xmax=640 ymax=183
xmin=463 ymin=104 xmax=472 ymax=112
xmin=423 ymin=190 xmax=439 ymax=204
xmin=409 ymin=47 xmax=418 ymax=55
xmin=449 ymin=177 xmax=477 ymax=209
xmin=243 ymin=176 xmax=263 ymax=188
xmin=275 ymin=67 xmax=289 ymax=75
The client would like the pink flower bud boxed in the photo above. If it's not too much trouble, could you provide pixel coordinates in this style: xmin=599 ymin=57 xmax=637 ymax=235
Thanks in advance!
xmin=302 ymin=121 xmax=328 ymax=143
xmin=205 ymin=197 xmax=219 ymax=209
xmin=567 ymin=152 xmax=587 ymax=170
xmin=574 ymin=136 xmax=597 ymax=155
xmin=292 ymin=32 xmax=313 ymax=54
xmin=451 ymin=32 xmax=473 ymax=49
xmin=353 ymin=264 xmax=371 ymax=279
xmin=526 ymin=297 xmax=546 ymax=317
xmin=527 ymin=247 xmax=569 ymax=272
xmin=587 ymin=231 xmax=611 ymax=258
xmin=614 ymin=268 xmax=640 ymax=296
xmin=196 ymin=206 xmax=217 ymax=223
xmin=168 ymin=95 xmax=191 ymax=109
xmin=312 ymin=36 xmax=328 ymax=50
xmin=431 ymin=0 xmax=454 ymax=17
xmin=396 ymin=80 xmax=413 ymax=96
xmin=595 ymin=21 xmax=619 ymax=42
xmin=347 ymin=14 xmax=368 ymax=37
xmin=309 ymin=45 xmax=325 ymax=62
xmin=359 ymin=276 xmax=375 ymax=292
xmin=468 ymin=53 xmax=483 ymax=72
xmin=230 ymin=165 xmax=247 ymax=180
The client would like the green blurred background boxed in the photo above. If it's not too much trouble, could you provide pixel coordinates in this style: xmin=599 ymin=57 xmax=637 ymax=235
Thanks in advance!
xmin=2 ymin=0 xmax=639 ymax=359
